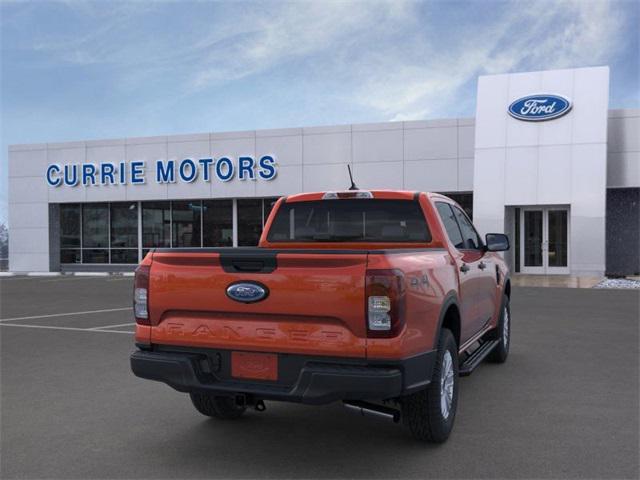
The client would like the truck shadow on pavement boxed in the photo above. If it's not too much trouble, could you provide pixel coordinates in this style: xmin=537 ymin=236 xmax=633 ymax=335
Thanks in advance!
xmin=143 ymin=387 xmax=471 ymax=479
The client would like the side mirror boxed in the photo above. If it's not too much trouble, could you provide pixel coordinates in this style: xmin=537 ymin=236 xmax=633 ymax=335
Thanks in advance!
xmin=485 ymin=233 xmax=510 ymax=252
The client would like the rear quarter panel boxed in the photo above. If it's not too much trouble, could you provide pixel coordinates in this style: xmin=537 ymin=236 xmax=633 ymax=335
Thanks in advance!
xmin=366 ymin=250 xmax=457 ymax=359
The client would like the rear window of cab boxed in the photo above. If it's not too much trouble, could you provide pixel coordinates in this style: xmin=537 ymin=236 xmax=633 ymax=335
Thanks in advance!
xmin=267 ymin=199 xmax=431 ymax=243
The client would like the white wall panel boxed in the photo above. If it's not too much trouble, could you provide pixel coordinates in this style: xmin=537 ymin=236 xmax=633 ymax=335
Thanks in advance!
xmin=10 ymin=253 xmax=51 ymax=273
xmin=404 ymin=127 xmax=457 ymax=160
xmin=473 ymin=148 xmax=505 ymax=221
xmin=504 ymin=147 xmax=537 ymax=205
xmin=572 ymin=67 xmax=610 ymax=144
xmin=607 ymin=152 xmax=640 ymax=188
xmin=255 ymin=135 xmax=302 ymax=166
xmin=458 ymin=157 xmax=474 ymax=191
xmin=352 ymin=129 xmax=403 ymax=163
xmin=538 ymin=145 xmax=572 ymax=204
xmin=303 ymin=132 xmax=351 ymax=164
xmin=404 ymin=159 xmax=457 ymax=192
xmin=539 ymin=69 xmax=574 ymax=146
xmin=475 ymin=74 xmax=509 ymax=148
xmin=570 ymin=216 xmax=606 ymax=274
xmin=8 ymin=148 xmax=47 ymax=178
xmin=458 ymin=125 xmax=475 ymax=158
xmin=210 ymin=136 xmax=255 ymax=157
xmin=303 ymin=163 xmax=351 ymax=192
xmin=352 ymin=161 xmax=403 ymax=189
xmin=8 ymin=227 xmax=49 ymax=253
xmin=571 ymin=143 xmax=607 ymax=217
xmin=255 ymin=165 xmax=302 ymax=196
xmin=9 ymin=203 xmax=48 ymax=229
xmin=9 ymin=176 xmax=48 ymax=203
xmin=607 ymin=116 xmax=640 ymax=153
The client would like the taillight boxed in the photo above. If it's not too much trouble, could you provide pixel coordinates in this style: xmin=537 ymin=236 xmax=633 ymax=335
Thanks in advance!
xmin=134 ymin=264 xmax=150 ymax=325
xmin=365 ymin=269 xmax=406 ymax=337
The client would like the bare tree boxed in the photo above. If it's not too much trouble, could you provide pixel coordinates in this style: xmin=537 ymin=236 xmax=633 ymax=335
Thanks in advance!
xmin=0 ymin=222 xmax=8 ymax=269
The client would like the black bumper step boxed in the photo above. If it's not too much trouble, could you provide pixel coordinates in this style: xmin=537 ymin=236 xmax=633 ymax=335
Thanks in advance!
xmin=459 ymin=339 xmax=500 ymax=376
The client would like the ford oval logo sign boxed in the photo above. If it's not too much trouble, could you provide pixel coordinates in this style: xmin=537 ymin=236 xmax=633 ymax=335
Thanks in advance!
xmin=226 ymin=281 xmax=269 ymax=303
xmin=508 ymin=94 xmax=572 ymax=121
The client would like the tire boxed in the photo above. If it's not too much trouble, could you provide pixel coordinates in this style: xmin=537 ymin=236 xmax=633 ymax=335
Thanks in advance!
xmin=403 ymin=328 xmax=459 ymax=443
xmin=189 ymin=393 xmax=247 ymax=419
xmin=488 ymin=295 xmax=510 ymax=363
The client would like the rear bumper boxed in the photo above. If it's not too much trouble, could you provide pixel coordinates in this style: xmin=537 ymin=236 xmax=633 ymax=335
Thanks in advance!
xmin=130 ymin=347 xmax=436 ymax=405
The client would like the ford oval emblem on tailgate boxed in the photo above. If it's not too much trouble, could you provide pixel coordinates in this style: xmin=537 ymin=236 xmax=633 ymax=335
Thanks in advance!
xmin=226 ymin=281 xmax=269 ymax=303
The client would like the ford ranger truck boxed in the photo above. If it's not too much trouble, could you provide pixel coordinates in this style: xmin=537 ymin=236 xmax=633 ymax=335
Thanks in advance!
xmin=131 ymin=190 xmax=511 ymax=443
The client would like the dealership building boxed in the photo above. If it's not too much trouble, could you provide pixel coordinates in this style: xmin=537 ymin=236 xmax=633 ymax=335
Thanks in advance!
xmin=7 ymin=66 xmax=640 ymax=276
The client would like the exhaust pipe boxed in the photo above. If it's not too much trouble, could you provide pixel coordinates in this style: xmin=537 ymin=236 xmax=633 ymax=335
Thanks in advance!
xmin=343 ymin=400 xmax=400 ymax=423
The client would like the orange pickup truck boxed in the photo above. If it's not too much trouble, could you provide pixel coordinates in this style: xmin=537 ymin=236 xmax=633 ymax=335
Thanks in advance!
xmin=131 ymin=189 xmax=511 ymax=442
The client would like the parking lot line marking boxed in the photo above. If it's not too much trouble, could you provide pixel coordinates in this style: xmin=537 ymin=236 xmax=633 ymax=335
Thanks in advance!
xmin=0 ymin=323 xmax=132 ymax=334
xmin=88 ymin=322 xmax=136 ymax=330
xmin=0 ymin=307 xmax=132 ymax=323
xmin=41 ymin=276 xmax=121 ymax=283
xmin=91 ymin=329 xmax=135 ymax=334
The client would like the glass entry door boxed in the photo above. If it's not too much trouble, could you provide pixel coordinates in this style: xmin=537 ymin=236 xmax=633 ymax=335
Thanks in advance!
xmin=520 ymin=207 xmax=570 ymax=274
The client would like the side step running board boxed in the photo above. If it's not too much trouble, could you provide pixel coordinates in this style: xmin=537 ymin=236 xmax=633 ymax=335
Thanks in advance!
xmin=459 ymin=339 xmax=500 ymax=376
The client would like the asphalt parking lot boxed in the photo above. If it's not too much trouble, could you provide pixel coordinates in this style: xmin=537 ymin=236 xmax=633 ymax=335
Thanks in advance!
xmin=1 ymin=276 xmax=638 ymax=479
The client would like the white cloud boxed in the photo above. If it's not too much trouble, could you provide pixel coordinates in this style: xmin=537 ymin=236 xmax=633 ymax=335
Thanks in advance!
xmin=348 ymin=0 xmax=626 ymax=120
xmin=6 ymin=0 xmax=630 ymax=121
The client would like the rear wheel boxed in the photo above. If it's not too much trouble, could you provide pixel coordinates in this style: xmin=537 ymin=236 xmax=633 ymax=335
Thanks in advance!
xmin=189 ymin=393 xmax=247 ymax=419
xmin=488 ymin=296 xmax=510 ymax=363
xmin=403 ymin=328 xmax=459 ymax=443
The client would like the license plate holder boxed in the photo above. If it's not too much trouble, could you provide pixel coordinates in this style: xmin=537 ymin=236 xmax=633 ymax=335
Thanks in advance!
xmin=231 ymin=351 xmax=278 ymax=381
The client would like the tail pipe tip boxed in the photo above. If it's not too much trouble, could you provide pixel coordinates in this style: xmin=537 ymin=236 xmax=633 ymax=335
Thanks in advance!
xmin=343 ymin=400 xmax=400 ymax=423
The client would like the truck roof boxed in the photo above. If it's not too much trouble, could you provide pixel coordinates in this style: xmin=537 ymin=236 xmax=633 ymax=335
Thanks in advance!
xmin=285 ymin=190 xmax=427 ymax=203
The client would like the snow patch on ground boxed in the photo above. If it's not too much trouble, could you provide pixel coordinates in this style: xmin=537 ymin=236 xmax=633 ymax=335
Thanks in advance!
xmin=593 ymin=278 xmax=640 ymax=289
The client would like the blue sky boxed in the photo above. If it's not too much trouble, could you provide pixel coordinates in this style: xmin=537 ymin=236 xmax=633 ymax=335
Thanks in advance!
xmin=1 ymin=0 xmax=638 ymax=225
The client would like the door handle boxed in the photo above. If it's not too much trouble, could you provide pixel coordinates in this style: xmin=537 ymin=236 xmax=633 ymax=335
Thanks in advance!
xmin=460 ymin=264 xmax=470 ymax=273
xmin=478 ymin=261 xmax=487 ymax=270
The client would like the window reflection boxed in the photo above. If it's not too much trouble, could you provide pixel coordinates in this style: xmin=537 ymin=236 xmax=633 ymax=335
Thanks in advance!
xmin=83 ymin=204 xmax=109 ymax=248
xmin=237 ymin=199 xmax=262 ymax=246
xmin=59 ymin=197 xmax=278 ymax=263
xmin=203 ymin=200 xmax=233 ymax=247
xmin=142 ymin=202 xmax=171 ymax=248
xmin=172 ymin=201 xmax=202 ymax=247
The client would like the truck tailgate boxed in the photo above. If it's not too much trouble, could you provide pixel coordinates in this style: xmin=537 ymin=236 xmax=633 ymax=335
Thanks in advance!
xmin=148 ymin=250 xmax=368 ymax=358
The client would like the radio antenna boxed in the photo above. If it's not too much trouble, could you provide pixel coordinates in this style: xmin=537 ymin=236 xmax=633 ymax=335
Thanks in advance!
xmin=347 ymin=165 xmax=358 ymax=190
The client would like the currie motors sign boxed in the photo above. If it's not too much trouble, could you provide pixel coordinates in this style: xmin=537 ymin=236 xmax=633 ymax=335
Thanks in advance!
xmin=508 ymin=94 xmax=572 ymax=121
xmin=45 ymin=155 xmax=277 ymax=187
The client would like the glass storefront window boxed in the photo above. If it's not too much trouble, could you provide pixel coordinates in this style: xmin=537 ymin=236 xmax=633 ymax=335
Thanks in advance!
xmin=111 ymin=249 xmax=138 ymax=264
xmin=82 ymin=249 xmax=109 ymax=264
xmin=142 ymin=202 xmax=171 ymax=248
xmin=111 ymin=203 xmax=138 ymax=248
xmin=263 ymin=197 xmax=279 ymax=224
xmin=82 ymin=204 xmax=109 ymax=248
xmin=60 ymin=204 xmax=81 ymax=264
xmin=60 ymin=249 xmax=81 ymax=264
xmin=237 ymin=199 xmax=263 ymax=246
xmin=172 ymin=201 xmax=202 ymax=247
xmin=59 ymin=197 xmax=281 ymax=264
xmin=202 ymin=200 xmax=233 ymax=247
xmin=60 ymin=204 xmax=81 ymax=247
